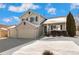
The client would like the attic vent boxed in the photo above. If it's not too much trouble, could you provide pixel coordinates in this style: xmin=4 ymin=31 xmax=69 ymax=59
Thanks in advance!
xmin=22 ymin=19 xmax=24 ymax=21
xmin=29 ymin=12 xmax=31 ymax=14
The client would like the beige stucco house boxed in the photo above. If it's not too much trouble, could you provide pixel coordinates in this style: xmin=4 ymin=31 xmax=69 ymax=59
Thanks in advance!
xmin=8 ymin=10 xmax=79 ymax=39
xmin=9 ymin=10 xmax=46 ymax=39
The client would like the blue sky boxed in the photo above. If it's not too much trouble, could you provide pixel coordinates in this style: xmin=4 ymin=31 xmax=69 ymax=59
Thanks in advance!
xmin=0 ymin=3 xmax=79 ymax=25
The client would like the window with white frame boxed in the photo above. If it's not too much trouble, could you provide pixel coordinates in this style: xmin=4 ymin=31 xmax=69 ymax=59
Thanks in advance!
xmin=30 ymin=17 xmax=35 ymax=22
xmin=53 ymin=25 xmax=56 ymax=30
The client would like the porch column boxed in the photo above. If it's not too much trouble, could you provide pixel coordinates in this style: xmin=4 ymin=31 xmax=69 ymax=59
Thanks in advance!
xmin=16 ymin=27 xmax=18 ymax=39
xmin=8 ymin=29 xmax=10 ymax=37
xmin=47 ymin=24 xmax=49 ymax=33
xmin=60 ymin=25 xmax=62 ymax=30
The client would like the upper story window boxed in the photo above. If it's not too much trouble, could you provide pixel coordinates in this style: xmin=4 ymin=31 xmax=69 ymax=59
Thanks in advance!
xmin=26 ymin=18 xmax=28 ymax=21
xmin=28 ymin=12 xmax=31 ymax=14
xmin=30 ymin=17 xmax=34 ymax=22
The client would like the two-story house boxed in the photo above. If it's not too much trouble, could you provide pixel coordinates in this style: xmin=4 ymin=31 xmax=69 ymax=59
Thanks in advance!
xmin=9 ymin=10 xmax=46 ymax=39
xmin=8 ymin=10 xmax=79 ymax=39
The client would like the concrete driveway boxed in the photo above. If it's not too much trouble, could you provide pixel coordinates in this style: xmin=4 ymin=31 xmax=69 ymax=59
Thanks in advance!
xmin=1 ymin=36 xmax=79 ymax=55
xmin=0 ymin=38 xmax=35 ymax=53
xmin=13 ymin=41 xmax=79 ymax=55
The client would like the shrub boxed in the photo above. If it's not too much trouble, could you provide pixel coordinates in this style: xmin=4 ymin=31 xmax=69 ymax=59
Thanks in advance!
xmin=66 ymin=12 xmax=76 ymax=37
xmin=51 ymin=30 xmax=67 ymax=36
xmin=51 ymin=31 xmax=56 ymax=37
xmin=45 ymin=33 xmax=49 ymax=37
xmin=42 ymin=50 xmax=53 ymax=55
xmin=45 ymin=32 xmax=50 ymax=37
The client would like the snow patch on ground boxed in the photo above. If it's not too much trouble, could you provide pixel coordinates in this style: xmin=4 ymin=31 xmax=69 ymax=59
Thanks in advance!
xmin=13 ymin=40 xmax=79 ymax=55
xmin=1 ymin=36 xmax=79 ymax=55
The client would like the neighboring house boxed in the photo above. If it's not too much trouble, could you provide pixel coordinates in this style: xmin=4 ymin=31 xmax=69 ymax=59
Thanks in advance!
xmin=9 ymin=10 xmax=46 ymax=39
xmin=0 ymin=24 xmax=8 ymax=38
xmin=75 ymin=16 xmax=79 ymax=36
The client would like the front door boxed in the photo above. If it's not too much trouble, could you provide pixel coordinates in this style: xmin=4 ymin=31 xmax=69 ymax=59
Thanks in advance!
xmin=44 ymin=26 xmax=47 ymax=35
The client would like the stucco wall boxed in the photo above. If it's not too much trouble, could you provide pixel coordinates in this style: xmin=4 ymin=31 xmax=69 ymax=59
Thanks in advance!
xmin=0 ymin=30 xmax=8 ymax=37
xmin=16 ymin=22 xmax=41 ymax=39
xmin=38 ymin=25 xmax=44 ymax=36
xmin=9 ymin=28 xmax=16 ymax=38
xmin=62 ymin=23 xmax=66 ymax=30
xmin=20 ymin=11 xmax=45 ymax=25
xmin=35 ymin=25 xmax=44 ymax=38
xmin=76 ymin=31 xmax=79 ymax=36
xmin=9 ymin=11 xmax=45 ymax=39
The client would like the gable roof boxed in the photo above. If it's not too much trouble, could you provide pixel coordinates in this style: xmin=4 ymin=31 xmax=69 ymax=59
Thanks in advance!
xmin=0 ymin=24 xmax=8 ymax=30
xmin=20 ymin=9 xmax=47 ymax=20
xmin=0 ymin=24 xmax=8 ymax=28
xmin=43 ymin=16 xmax=66 ymax=24
xmin=19 ymin=9 xmax=47 ymax=27
xmin=8 ymin=25 xmax=16 ymax=29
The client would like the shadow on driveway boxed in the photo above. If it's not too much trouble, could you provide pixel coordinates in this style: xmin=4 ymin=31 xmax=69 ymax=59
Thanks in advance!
xmin=0 ymin=38 xmax=35 ymax=53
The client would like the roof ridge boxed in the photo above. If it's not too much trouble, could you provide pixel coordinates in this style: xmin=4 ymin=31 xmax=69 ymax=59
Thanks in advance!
xmin=48 ymin=16 xmax=66 ymax=19
xmin=20 ymin=9 xmax=47 ymax=19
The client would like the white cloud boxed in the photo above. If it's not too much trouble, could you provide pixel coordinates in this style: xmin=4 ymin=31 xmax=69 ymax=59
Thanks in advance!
xmin=48 ymin=8 xmax=56 ymax=14
xmin=45 ymin=4 xmax=56 ymax=15
xmin=13 ymin=16 xmax=19 ymax=20
xmin=12 ymin=16 xmax=20 ymax=23
xmin=3 ymin=18 xmax=12 ymax=23
xmin=0 ymin=3 xmax=6 ymax=8
xmin=8 ymin=3 xmax=40 ymax=12
xmin=46 ymin=7 xmax=56 ymax=15
xmin=32 ymin=5 xmax=40 ymax=9
xmin=3 ymin=16 xmax=20 ymax=23
xmin=71 ymin=3 xmax=79 ymax=10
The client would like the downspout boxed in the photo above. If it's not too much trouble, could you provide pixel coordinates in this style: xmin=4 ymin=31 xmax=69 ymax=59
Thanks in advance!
xmin=16 ymin=27 xmax=18 ymax=39
xmin=8 ymin=29 xmax=10 ymax=38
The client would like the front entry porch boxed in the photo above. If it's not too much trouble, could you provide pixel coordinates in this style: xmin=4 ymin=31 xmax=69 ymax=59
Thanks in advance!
xmin=43 ymin=23 xmax=67 ymax=36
